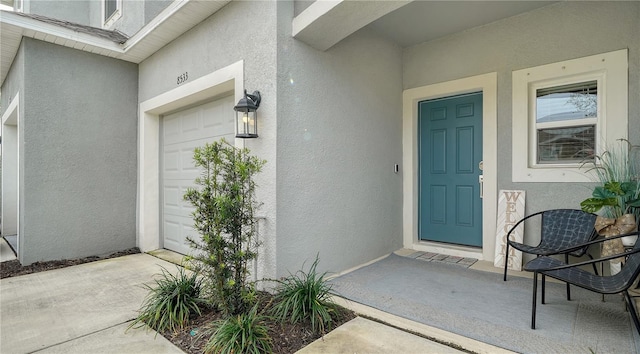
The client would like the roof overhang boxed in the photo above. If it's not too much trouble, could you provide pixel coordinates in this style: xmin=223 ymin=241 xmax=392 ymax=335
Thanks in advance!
xmin=292 ymin=0 xmax=411 ymax=51
xmin=1 ymin=0 xmax=231 ymax=85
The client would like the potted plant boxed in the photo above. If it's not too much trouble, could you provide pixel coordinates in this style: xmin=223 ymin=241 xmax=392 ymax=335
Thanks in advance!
xmin=580 ymin=139 xmax=640 ymax=273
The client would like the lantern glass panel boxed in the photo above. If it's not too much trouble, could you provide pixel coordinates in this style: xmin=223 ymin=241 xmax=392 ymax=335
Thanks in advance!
xmin=236 ymin=110 xmax=258 ymax=138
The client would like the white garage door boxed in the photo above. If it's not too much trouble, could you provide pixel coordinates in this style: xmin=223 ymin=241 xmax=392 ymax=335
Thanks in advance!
xmin=161 ymin=95 xmax=235 ymax=254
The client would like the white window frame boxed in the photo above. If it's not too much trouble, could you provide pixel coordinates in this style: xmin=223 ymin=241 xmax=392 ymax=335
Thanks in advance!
xmin=102 ymin=0 xmax=122 ymax=28
xmin=512 ymin=49 xmax=628 ymax=182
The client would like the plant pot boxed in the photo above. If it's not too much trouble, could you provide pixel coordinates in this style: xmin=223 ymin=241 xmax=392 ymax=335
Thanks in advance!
xmin=622 ymin=234 xmax=639 ymax=247
xmin=610 ymin=261 xmax=622 ymax=275
xmin=595 ymin=214 xmax=637 ymax=263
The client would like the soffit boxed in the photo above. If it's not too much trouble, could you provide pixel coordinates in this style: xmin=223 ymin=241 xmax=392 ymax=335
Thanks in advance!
xmin=294 ymin=0 xmax=556 ymax=51
xmin=0 ymin=0 xmax=231 ymax=85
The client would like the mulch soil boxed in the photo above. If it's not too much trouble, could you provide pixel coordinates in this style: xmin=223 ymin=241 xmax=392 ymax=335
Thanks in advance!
xmin=162 ymin=292 xmax=356 ymax=354
xmin=0 ymin=249 xmax=356 ymax=353
xmin=0 ymin=247 xmax=141 ymax=279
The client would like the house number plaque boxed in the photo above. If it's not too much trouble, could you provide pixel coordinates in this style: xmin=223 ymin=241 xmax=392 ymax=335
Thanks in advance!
xmin=177 ymin=72 xmax=189 ymax=85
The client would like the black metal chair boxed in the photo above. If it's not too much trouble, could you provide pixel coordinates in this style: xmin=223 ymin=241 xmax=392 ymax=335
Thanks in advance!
xmin=503 ymin=209 xmax=599 ymax=300
xmin=524 ymin=231 xmax=640 ymax=334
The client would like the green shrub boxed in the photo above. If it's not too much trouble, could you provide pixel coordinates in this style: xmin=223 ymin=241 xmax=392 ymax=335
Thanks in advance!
xmin=128 ymin=266 xmax=204 ymax=334
xmin=271 ymin=256 xmax=338 ymax=335
xmin=204 ymin=305 xmax=272 ymax=354
xmin=183 ymin=139 xmax=265 ymax=316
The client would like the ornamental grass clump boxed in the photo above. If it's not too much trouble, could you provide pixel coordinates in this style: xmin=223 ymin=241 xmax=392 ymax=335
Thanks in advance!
xmin=203 ymin=304 xmax=272 ymax=354
xmin=128 ymin=266 xmax=204 ymax=334
xmin=271 ymin=256 xmax=338 ymax=335
xmin=183 ymin=139 xmax=265 ymax=317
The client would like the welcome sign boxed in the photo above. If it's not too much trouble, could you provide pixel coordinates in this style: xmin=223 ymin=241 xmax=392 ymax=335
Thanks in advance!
xmin=494 ymin=190 xmax=526 ymax=271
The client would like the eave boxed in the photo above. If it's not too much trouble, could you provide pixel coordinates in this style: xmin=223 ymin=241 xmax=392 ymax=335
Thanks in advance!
xmin=1 ymin=0 xmax=231 ymax=85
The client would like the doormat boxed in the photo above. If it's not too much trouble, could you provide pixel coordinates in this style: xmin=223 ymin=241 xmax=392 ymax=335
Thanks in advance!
xmin=330 ymin=254 xmax=640 ymax=353
xmin=401 ymin=251 xmax=477 ymax=268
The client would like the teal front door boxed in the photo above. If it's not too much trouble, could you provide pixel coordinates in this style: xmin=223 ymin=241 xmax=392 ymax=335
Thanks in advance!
xmin=419 ymin=93 xmax=483 ymax=247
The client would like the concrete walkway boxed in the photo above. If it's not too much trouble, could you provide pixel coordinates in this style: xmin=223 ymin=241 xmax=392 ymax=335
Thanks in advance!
xmin=1 ymin=253 xmax=183 ymax=353
xmin=1 ymin=237 xmax=17 ymax=262
xmin=1 ymin=250 xmax=506 ymax=354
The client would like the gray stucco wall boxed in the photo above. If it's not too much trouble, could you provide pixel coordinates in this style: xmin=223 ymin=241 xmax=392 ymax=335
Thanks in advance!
xmin=145 ymin=0 xmax=172 ymax=24
xmin=276 ymin=2 xmax=404 ymax=276
xmin=24 ymin=0 xmax=170 ymax=37
xmin=113 ymin=0 xmax=144 ymax=37
xmin=25 ymin=0 xmax=90 ymax=26
xmin=403 ymin=1 xmax=640 ymax=247
xmin=20 ymin=38 xmax=138 ymax=265
xmin=139 ymin=0 xmax=278 ymax=279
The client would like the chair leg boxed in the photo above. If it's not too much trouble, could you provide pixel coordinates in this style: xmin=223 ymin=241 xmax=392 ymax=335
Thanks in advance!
xmin=532 ymin=272 xmax=538 ymax=329
xmin=542 ymin=274 xmax=546 ymax=304
xmin=624 ymin=291 xmax=640 ymax=336
xmin=588 ymin=253 xmax=598 ymax=275
xmin=504 ymin=243 xmax=509 ymax=281
xmin=565 ymin=254 xmax=571 ymax=301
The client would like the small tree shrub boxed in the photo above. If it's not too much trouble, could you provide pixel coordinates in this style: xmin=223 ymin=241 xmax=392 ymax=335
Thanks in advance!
xmin=183 ymin=139 xmax=265 ymax=316
xmin=271 ymin=256 xmax=338 ymax=335
xmin=203 ymin=305 xmax=272 ymax=354
xmin=128 ymin=266 xmax=204 ymax=334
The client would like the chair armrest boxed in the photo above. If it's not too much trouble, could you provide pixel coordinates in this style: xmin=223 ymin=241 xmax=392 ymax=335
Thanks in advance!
xmin=546 ymin=230 xmax=639 ymax=255
xmin=535 ymin=245 xmax=640 ymax=272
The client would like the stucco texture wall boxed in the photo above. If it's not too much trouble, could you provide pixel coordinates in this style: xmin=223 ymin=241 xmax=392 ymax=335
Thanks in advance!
xmin=403 ymin=2 xmax=640 ymax=246
xmin=26 ymin=0 xmax=91 ymax=26
xmin=276 ymin=2 xmax=404 ymax=276
xmin=20 ymin=38 xmax=138 ymax=265
xmin=138 ymin=1 xmax=278 ymax=280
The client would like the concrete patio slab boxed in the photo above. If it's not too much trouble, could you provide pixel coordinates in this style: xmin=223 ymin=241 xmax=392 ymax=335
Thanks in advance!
xmin=298 ymin=317 xmax=464 ymax=354
xmin=0 ymin=253 xmax=181 ymax=353
xmin=331 ymin=296 xmax=513 ymax=354
xmin=37 ymin=322 xmax=183 ymax=354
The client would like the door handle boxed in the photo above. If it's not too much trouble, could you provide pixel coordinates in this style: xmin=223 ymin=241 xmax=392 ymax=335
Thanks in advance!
xmin=479 ymin=175 xmax=484 ymax=199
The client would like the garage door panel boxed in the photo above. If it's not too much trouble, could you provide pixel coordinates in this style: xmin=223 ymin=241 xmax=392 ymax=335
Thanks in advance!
xmin=161 ymin=95 xmax=234 ymax=255
xmin=181 ymin=110 xmax=199 ymax=133
xmin=163 ymin=186 xmax=181 ymax=208
xmin=181 ymin=149 xmax=198 ymax=172
xmin=163 ymin=150 xmax=180 ymax=172
xmin=163 ymin=181 xmax=195 ymax=214
xmin=163 ymin=219 xmax=181 ymax=244
xmin=202 ymin=96 xmax=233 ymax=128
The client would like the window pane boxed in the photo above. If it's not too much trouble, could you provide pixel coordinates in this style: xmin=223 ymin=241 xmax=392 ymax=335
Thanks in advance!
xmin=105 ymin=0 xmax=117 ymax=20
xmin=536 ymin=81 xmax=597 ymax=123
xmin=537 ymin=125 xmax=595 ymax=164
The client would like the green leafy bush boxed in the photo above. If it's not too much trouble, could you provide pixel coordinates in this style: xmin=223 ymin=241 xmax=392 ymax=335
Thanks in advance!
xmin=271 ymin=256 xmax=338 ymax=335
xmin=128 ymin=266 xmax=204 ymax=334
xmin=580 ymin=139 xmax=640 ymax=219
xmin=184 ymin=139 xmax=265 ymax=316
xmin=204 ymin=305 xmax=272 ymax=354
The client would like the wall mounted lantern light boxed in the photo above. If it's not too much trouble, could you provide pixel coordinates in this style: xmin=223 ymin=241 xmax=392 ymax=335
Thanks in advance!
xmin=234 ymin=89 xmax=261 ymax=138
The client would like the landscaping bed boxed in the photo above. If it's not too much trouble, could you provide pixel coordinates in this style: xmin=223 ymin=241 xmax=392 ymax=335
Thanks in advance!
xmin=0 ymin=251 xmax=356 ymax=353
xmin=161 ymin=291 xmax=355 ymax=354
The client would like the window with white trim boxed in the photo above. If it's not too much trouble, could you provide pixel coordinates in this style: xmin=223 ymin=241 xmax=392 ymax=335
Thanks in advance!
xmin=512 ymin=49 xmax=628 ymax=182
xmin=103 ymin=0 xmax=122 ymax=28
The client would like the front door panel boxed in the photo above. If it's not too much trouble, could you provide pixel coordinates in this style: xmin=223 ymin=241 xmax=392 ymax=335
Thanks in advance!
xmin=419 ymin=93 xmax=483 ymax=246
